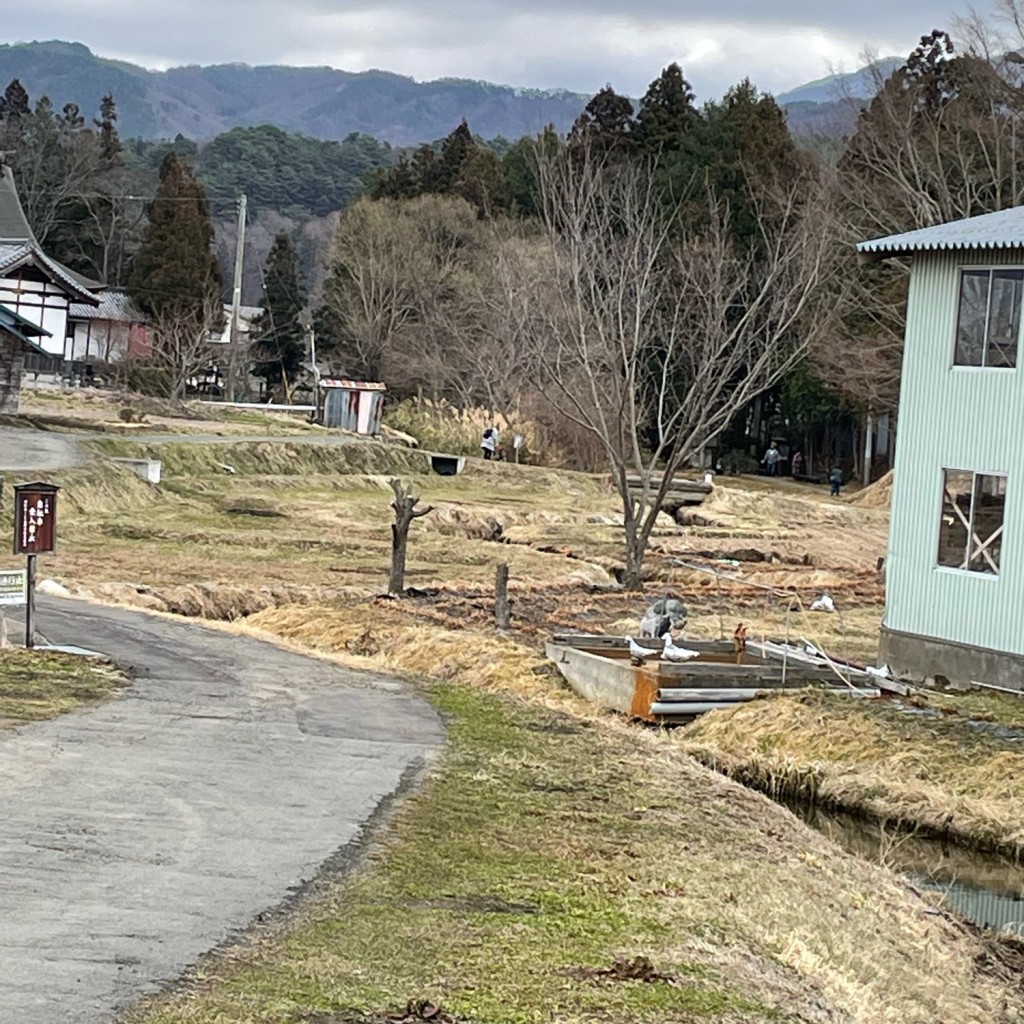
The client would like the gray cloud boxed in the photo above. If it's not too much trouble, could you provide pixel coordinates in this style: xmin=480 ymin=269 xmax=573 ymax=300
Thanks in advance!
xmin=5 ymin=0 xmax=966 ymax=98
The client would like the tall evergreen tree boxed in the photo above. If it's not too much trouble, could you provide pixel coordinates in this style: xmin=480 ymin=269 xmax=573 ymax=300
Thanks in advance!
xmin=129 ymin=153 xmax=222 ymax=324
xmin=568 ymin=86 xmax=636 ymax=157
xmin=437 ymin=119 xmax=476 ymax=191
xmin=634 ymin=63 xmax=697 ymax=158
xmin=251 ymin=231 xmax=306 ymax=393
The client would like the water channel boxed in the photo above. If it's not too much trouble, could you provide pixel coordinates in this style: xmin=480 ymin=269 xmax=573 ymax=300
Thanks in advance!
xmin=789 ymin=802 xmax=1024 ymax=935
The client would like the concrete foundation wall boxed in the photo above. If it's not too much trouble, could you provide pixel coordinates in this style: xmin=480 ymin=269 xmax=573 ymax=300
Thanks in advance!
xmin=880 ymin=626 xmax=1024 ymax=690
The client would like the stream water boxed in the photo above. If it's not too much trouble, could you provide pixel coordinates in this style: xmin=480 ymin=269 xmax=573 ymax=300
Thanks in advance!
xmin=790 ymin=803 xmax=1024 ymax=934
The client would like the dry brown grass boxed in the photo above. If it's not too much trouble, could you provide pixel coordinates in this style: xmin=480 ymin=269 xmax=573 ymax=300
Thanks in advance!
xmin=681 ymin=691 xmax=1024 ymax=857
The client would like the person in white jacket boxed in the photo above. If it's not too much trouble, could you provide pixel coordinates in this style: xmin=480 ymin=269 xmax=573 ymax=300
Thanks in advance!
xmin=481 ymin=427 xmax=498 ymax=460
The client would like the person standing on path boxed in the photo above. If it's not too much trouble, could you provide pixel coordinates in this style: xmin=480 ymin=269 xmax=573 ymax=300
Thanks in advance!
xmin=791 ymin=450 xmax=805 ymax=479
xmin=481 ymin=427 xmax=498 ymax=461
xmin=829 ymin=465 xmax=843 ymax=496
xmin=763 ymin=443 xmax=781 ymax=477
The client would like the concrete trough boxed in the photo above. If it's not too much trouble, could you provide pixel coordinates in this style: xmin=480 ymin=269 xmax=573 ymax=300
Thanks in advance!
xmin=110 ymin=457 xmax=161 ymax=484
xmin=431 ymin=454 xmax=467 ymax=476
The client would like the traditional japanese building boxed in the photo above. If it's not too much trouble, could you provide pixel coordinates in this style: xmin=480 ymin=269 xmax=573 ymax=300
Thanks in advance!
xmin=68 ymin=288 xmax=150 ymax=364
xmin=0 ymin=165 xmax=99 ymax=371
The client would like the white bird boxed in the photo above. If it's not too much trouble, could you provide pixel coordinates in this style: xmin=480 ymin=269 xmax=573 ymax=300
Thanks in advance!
xmin=626 ymin=636 xmax=661 ymax=662
xmin=661 ymin=633 xmax=701 ymax=662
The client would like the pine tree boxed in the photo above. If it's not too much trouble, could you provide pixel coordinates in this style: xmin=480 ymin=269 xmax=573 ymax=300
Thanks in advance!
xmin=634 ymin=63 xmax=697 ymax=159
xmin=129 ymin=153 xmax=222 ymax=324
xmin=251 ymin=231 xmax=306 ymax=394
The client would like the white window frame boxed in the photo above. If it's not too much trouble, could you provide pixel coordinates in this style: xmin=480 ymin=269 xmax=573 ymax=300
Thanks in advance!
xmin=935 ymin=468 xmax=1007 ymax=577
xmin=950 ymin=265 xmax=1024 ymax=371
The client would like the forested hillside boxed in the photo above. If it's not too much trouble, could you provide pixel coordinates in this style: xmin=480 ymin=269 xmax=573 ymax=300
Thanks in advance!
xmin=0 ymin=41 xmax=589 ymax=144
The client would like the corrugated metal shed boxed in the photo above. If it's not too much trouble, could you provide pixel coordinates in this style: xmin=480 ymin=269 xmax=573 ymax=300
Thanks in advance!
xmin=859 ymin=206 xmax=1024 ymax=256
xmin=321 ymin=380 xmax=386 ymax=434
xmin=884 ymin=246 xmax=1024 ymax=657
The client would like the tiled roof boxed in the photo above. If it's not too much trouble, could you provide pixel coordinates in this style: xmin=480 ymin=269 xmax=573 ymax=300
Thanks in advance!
xmin=859 ymin=206 xmax=1024 ymax=256
xmin=0 ymin=240 xmax=99 ymax=304
xmin=69 ymin=289 xmax=146 ymax=323
xmin=0 ymin=165 xmax=101 ymax=299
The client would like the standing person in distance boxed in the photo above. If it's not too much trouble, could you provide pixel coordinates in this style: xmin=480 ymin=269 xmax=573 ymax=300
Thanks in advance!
xmin=481 ymin=426 xmax=497 ymax=461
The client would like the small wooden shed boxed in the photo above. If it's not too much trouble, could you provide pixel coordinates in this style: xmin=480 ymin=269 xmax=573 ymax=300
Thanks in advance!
xmin=320 ymin=379 xmax=386 ymax=435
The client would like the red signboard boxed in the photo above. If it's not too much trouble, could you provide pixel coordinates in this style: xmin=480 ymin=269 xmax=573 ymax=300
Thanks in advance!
xmin=13 ymin=483 xmax=59 ymax=555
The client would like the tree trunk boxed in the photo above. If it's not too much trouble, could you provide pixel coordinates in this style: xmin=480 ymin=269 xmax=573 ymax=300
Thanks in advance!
xmin=495 ymin=562 xmax=510 ymax=630
xmin=388 ymin=479 xmax=434 ymax=595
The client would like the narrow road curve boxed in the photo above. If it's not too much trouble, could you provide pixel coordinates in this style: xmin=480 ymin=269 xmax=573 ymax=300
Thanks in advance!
xmin=0 ymin=597 xmax=445 ymax=1024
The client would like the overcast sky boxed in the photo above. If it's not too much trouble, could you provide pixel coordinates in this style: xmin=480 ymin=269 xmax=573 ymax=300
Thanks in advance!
xmin=7 ymin=1 xmax=964 ymax=98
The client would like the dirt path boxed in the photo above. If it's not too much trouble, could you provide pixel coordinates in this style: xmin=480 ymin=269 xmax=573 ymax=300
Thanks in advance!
xmin=0 ymin=597 xmax=444 ymax=1024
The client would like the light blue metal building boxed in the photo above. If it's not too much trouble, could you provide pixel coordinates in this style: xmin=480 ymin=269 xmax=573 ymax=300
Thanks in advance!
xmin=860 ymin=209 xmax=1024 ymax=688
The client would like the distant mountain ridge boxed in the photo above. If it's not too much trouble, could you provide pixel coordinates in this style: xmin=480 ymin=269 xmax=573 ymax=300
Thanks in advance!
xmin=0 ymin=41 xmax=590 ymax=144
xmin=776 ymin=57 xmax=903 ymax=106
xmin=0 ymin=40 xmax=898 ymax=145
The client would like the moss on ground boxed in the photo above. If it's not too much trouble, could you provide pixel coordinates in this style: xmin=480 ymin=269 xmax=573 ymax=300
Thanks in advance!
xmin=0 ymin=649 xmax=127 ymax=725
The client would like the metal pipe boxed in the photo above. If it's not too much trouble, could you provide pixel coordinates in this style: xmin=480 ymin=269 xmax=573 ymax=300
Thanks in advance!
xmin=657 ymin=688 xmax=765 ymax=702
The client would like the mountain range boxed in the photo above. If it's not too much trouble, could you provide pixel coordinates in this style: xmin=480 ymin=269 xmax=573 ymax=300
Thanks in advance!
xmin=0 ymin=40 xmax=896 ymax=145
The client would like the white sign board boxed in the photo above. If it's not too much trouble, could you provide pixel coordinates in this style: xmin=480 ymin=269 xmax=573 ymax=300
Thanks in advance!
xmin=0 ymin=569 xmax=27 ymax=606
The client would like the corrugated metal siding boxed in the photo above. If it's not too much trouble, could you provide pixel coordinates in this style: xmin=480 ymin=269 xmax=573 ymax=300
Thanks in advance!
xmin=887 ymin=248 xmax=1024 ymax=655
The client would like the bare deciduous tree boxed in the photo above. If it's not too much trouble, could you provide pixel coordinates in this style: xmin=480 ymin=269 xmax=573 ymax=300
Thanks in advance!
xmin=513 ymin=147 xmax=838 ymax=589
xmin=145 ymin=297 xmax=224 ymax=401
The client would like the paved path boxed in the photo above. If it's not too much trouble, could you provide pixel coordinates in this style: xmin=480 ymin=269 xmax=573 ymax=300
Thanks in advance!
xmin=0 ymin=427 xmax=83 ymax=471
xmin=0 ymin=597 xmax=444 ymax=1024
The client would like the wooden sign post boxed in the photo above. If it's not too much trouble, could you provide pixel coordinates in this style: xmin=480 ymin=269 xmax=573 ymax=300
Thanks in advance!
xmin=13 ymin=482 xmax=59 ymax=649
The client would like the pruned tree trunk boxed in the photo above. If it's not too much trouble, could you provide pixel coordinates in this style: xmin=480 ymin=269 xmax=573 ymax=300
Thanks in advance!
xmin=388 ymin=478 xmax=435 ymax=595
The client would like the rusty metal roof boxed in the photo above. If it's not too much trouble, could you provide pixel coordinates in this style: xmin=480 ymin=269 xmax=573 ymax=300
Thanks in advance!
xmin=319 ymin=379 xmax=386 ymax=390
xmin=859 ymin=206 xmax=1024 ymax=257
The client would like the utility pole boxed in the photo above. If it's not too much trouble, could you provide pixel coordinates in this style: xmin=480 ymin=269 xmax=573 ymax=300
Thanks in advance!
xmin=227 ymin=193 xmax=247 ymax=402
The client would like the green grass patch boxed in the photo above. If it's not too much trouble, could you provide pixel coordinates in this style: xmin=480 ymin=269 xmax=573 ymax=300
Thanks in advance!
xmin=125 ymin=685 xmax=774 ymax=1024
xmin=0 ymin=649 xmax=128 ymax=725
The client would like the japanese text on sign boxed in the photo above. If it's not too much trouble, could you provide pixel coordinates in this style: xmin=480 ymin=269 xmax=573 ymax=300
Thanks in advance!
xmin=13 ymin=485 xmax=58 ymax=555
xmin=0 ymin=569 xmax=26 ymax=606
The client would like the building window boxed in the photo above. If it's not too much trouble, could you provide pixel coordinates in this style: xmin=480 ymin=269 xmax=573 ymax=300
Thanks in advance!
xmin=955 ymin=269 xmax=1024 ymax=368
xmin=937 ymin=470 xmax=1006 ymax=574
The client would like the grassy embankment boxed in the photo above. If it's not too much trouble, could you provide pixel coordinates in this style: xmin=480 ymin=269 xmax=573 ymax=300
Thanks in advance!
xmin=682 ymin=687 xmax=1024 ymax=859
xmin=0 ymin=649 xmax=127 ymax=726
